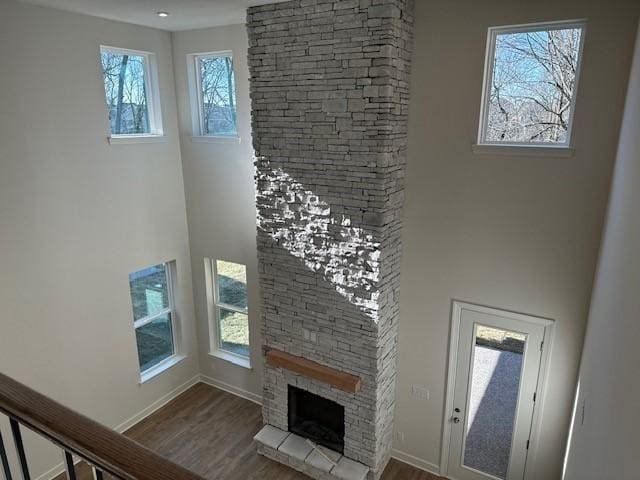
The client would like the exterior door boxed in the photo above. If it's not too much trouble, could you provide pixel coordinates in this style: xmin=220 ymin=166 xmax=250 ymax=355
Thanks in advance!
xmin=445 ymin=303 xmax=549 ymax=480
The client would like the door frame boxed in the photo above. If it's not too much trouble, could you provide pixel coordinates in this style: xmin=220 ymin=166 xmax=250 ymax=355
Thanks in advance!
xmin=439 ymin=301 xmax=554 ymax=480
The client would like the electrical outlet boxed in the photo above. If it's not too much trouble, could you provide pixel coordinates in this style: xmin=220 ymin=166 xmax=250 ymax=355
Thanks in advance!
xmin=411 ymin=385 xmax=430 ymax=401
xmin=395 ymin=431 xmax=405 ymax=443
xmin=303 ymin=329 xmax=318 ymax=343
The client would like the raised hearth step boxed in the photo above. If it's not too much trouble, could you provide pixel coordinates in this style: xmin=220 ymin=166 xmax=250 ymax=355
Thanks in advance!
xmin=253 ymin=424 xmax=289 ymax=450
xmin=253 ymin=425 xmax=370 ymax=480
xmin=306 ymin=446 xmax=342 ymax=473
xmin=332 ymin=457 xmax=369 ymax=480
xmin=279 ymin=432 xmax=314 ymax=461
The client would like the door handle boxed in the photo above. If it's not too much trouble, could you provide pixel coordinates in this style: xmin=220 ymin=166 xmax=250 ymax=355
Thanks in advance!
xmin=451 ymin=407 xmax=460 ymax=423
xmin=452 ymin=407 xmax=461 ymax=423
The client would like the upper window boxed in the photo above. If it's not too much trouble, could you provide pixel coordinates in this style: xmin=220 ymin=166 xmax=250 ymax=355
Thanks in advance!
xmin=129 ymin=262 xmax=178 ymax=378
xmin=100 ymin=46 xmax=163 ymax=137
xmin=204 ymin=258 xmax=249 ymax=365
xmin=478 ymin=21 xmax=585 ymax=146
xmin=189 ymin=52 xmax=238 ymax=137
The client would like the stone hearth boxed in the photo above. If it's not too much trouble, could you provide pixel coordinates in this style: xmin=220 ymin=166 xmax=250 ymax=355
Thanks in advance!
xmin=248 ymin=0 xmax=414 ymax=479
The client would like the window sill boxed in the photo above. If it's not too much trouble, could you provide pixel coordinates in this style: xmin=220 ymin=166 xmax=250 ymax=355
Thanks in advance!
xmin=108 ymin=134 xmax=166 ymax=145
xmin=139 ymin=355 xmax=186 ymax=384
xmin=472 ymin=144 xmax=575 ymax=158
xmin=190 ymin=135 xmax=241 ymax=145
xmin=209 ymin=350 xmax=251 ymax=369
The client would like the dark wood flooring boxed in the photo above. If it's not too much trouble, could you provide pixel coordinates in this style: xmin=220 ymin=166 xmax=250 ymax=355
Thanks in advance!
xmin=56 ymin=383 xmax=441 ymax=480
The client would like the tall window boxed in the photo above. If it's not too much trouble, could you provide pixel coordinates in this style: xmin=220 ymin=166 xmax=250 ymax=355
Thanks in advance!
xmin=189 ymin=52 xmax=238 ymax=137
xmin=100 ymin=46 xmax=163 ymax=137
xmin=205 ymin=259 xmax=249 ymax=364
xmin=129 ymin=262 xmax=177 ymax=377
xmin=478 ymin=21 xmax=585 ymax=146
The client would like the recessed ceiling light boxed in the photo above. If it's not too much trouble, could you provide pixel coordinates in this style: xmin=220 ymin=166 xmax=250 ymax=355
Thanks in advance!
xmin=157 ymin=12 xmax=170 ymax=18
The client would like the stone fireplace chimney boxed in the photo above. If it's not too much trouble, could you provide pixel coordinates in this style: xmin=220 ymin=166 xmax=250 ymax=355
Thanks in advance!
xmin=248 ymin=1 xmax=414 ymax=479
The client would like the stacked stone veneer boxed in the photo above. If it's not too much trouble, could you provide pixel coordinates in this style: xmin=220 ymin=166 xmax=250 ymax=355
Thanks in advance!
xmin=248 ymin=1 xmax=414 ymax=479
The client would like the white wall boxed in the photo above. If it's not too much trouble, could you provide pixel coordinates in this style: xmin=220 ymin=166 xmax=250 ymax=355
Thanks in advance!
xmin=563 ymin=21 xmax=640 ymax=480
xmin=171 ymin=25 xmax=262 ymax=396
xmin=395 ymin=1 xmax=640 ymax=478
xmin=0 ymin=1 xmax=199 ymax=477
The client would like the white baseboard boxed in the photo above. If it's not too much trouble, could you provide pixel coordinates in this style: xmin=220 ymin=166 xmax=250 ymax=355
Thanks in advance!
xmin=199 ymin=374 xmax=262 ymax=405
xmin=35 ymin=374 xmax=201 ymax=480
xmin=115 ymin=374 xmax=200 ymax=433
xmin=391 ymin=449 xmax=441 ymax=477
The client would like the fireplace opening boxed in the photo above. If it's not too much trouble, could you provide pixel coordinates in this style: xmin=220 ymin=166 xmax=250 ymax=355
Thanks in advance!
xmin=288 ymin=385 xmax=345 ymax=454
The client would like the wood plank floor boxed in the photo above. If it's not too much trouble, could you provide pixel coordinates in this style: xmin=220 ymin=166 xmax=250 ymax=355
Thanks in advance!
xmin=56 ymin=383 xmax=441 ymax=480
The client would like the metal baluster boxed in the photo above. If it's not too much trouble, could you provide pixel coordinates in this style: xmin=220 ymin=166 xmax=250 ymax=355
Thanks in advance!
xmin=93 ymin=468 xmax=103 ymax=480
xmin=63 ymin=452 xmax=76 ymax=480
xmin=9 ymin=420 xmax=29 ymax=480
xmin=0 ymin=430 xmax=13 ymax=480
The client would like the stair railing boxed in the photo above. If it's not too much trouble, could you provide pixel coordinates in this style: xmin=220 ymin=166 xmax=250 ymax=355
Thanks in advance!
xmin=0 ymin=372 xmax=207 ymax=480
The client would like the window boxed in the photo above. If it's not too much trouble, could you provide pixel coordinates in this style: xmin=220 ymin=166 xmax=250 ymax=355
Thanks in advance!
xmin=129 ymin=262 xmax=179 ymax=379
xmin=478 ymin=21 xmax=585 ymax=147
xmin=205 ymin=259 xmax=249 ymax=365
xmin=100 ymin=46 xmax=163 ymax=137
xmin=188 ymin=52 xmax=238 ymax=137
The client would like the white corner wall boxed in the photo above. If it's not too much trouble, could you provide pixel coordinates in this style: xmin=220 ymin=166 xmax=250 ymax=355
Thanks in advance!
xmin=0 ymin=2 xmax=199 ymax=477
xmin=171 ymin=25 xmax=262 ymax=396
xmin=563 ymin=20 xmax=640 ymax=480
xmin=396 ymin=1 xmax=640 ymax=478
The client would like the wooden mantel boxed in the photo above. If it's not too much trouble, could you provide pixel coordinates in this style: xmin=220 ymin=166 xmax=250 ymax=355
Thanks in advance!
xmin=266 ymin=349 xmax=362 ymax=394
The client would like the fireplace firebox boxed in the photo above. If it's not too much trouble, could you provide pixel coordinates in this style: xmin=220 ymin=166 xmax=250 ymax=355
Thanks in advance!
xmin=288 ymin=385 xmax=345 ymax=454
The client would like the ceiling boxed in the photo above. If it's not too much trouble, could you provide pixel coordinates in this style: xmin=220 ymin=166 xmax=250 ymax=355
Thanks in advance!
xmin=18 ymin=0 xmax=288 ymax=31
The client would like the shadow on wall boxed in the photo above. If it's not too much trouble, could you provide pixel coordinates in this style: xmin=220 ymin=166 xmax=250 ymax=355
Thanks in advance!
xmin=256 ymin=162 xmax=382 ymax=322
xmin=464 ymin=346 xmax=524 ymax=479
xmin=258 ymin=229 xmax=380 ymax=373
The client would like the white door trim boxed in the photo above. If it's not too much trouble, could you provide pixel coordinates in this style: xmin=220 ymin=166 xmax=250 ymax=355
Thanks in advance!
xmin=439 ymin=301 xmax=554 ymax=479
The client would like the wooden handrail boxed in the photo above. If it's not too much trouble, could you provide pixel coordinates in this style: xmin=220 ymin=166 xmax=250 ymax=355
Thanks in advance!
xmin=0 ymin=373 xmax=207 ymax=480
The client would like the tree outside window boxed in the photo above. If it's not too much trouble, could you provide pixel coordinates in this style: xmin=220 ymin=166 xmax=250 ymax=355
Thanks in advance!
xmin=197 ymin=55 xmax=237 ymax=136
xmin=100 ymin=47 xmax=161 ymax=136
xmin=482 ymin=23 xmax=585 ymax=145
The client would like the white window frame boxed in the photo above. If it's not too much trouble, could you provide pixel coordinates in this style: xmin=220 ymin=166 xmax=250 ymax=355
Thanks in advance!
xmin=100 ymin=45 xmax=165 ymax=143
xmin=187 ymin=51 xmax=240 ymax=141
xmin=204 ymin=258 xmax=250 ymax=369
xmin=131 ymin=261 xmax=184 ymax=383
xmin=476 ymin=20 xmax=587 ymax=151
xmin=439 ymin=301 xmax=554 ymax=480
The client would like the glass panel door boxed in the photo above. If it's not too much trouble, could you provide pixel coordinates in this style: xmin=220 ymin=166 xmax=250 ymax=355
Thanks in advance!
xmin=463 ymin=326 xmax=526 ymax=479
xmin=446 ymin=305 xmax=548 ymax=480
